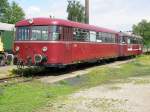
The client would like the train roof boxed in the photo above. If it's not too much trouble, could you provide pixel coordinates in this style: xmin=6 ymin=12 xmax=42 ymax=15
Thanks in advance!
xmin=15 ymin=18 xmax=118 ymax=34
xmin=0 ymin=22 xmax=15 ymax=31
xmin=119 ymin=32 xmax=143 ymax=39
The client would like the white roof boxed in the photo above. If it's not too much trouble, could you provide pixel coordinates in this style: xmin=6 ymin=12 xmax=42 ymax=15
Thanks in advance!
xmin=0 ymin=22 xmax=15 ymax=31
xmin=120 ymin=31 xmax=143 ymax=39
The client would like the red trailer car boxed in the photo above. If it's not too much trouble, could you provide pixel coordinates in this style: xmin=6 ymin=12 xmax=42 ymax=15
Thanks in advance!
xmin=14 ymin=18 xmax=143 ymax=67
xmin=118 ymin=32 xmax=143 ymax=56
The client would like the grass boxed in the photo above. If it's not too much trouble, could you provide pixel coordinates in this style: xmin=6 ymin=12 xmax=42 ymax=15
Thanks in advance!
xmin=83 ymin=55 xmax=150 ymax=87
xmin=0 ymin=82 xmax=74 ymax=112
xmin=0 ymin=55 xmax=150 ymax=112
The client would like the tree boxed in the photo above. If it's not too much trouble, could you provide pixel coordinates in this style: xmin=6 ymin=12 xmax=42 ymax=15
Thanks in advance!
xmin=0 ymin=1 xmax=25 ymax=24
xmin=132 ymin=19 xmax=150 ymax=47
xmin=0 ymin=0 xmax=9 ymax=21
xmin=67 ymin=0 xmax=85 ymax=23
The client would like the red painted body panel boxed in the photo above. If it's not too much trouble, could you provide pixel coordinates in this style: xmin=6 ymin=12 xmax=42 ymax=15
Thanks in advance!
xmin=14 ymin=41 xmax=143 ymax=66
xmin=118 ymin=44 xmax=143 ymax=56
xmin=127 ymin=44 xmax=143 ymax=55
xmin=14 ymin=41 xmax=121 ymax=65
xmin=71 ymin=43 xmax=119 ymax=61
xmin=14 ymin=42 xmax=66 ymax=64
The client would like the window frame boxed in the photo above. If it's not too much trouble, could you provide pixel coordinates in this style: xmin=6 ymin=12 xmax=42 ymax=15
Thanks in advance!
xmin=73 ymin=28 xmax=90 ymax=42
xmin=16 ymin=26 xmax=31 ymax=41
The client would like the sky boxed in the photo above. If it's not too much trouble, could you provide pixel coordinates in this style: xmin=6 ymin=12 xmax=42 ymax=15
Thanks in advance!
xmin=8 ymin=0 xmax=150 ymax=31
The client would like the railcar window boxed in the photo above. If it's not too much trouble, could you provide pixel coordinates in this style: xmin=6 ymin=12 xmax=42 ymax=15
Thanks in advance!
xmin=41 ymin=27 xmax=49 ymax=40
xmin=99 ymin=32 xmax=116 ymax=43
xmin=73 ymin=28 xmax=89 ymax=41
xmin=16 ymin=27 xmax=30 ymax=41
xmin=107 ymin=33 xmax=111 ymax=43
xmin=90 ymin=31 xmax=96 ymax=42
xmin=132 ymin=38 xmax=135 ymax=44
xmin=137 ymin=39 xmax=140 ymax=44
xmin=49 ymin=26 xmax=61 ymax=41
xmin=83 ymin=30 xmax=90 ymax=41
xmin=31 ymin=29 xmax=41 ymax=40
xmin=96 ymin=32 xmax=102 ymax=42
xmin=105 ymin=33 xmax=109 ymax=43
xmin=127 ymin=38 xmax=131 ymax=44
xmin=31 ymin=26 xmax=48 ymax=41
xmin=136 ymin=38 xmax=139 ymax=44
xmin=134 ymin=38 xmax=137 ymax=44
xmin=140 ymin=39 xmax=143 ymax=44
xmin=111 ymin=34 xmax=116 ymax=43
xmin=127 ymin=37 xmax=141 ymax=44
xmin=101 ymin=32 xmax=106 ymax=42
xmin=121 ymin=36 xmax=126 ymax=44
xmin=129 ymin=37 xmax=137 ymax=44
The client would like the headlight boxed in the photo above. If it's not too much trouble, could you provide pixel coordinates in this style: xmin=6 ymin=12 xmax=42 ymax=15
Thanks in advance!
xmin=34 ymin=54 xmax=42 ymax=63
xmin=42 ymin=46 xmax=48 ymax=52
xmin=15 ymin=46 xmax=20 ymax=51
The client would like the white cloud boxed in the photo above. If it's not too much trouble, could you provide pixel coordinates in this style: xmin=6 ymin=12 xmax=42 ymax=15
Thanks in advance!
xmin=89 ymin=0 xmax=150 ymax=31
xmin=26 ymin=6 xmax=42 ymax=18
xmin=16 ymin=0 xmax=150 ymax=31
xmin=25 ymin=4 xmax=67 ymax=19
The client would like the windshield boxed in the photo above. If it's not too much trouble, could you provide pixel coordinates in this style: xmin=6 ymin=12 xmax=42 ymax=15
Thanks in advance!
xmin=49 ymin=26 xmax=60 ymax=41
xmin=16 ymin=26 xmax=61 ymax=41
xmin=16 ymin=27 xmax=30 ymax=40
xmin=31 ymin=26 xmax=48 ymax=41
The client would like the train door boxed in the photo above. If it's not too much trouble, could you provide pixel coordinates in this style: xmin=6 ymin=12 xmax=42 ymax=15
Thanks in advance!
xmin=119 ymin=36 xmax=127 ymax=56
xmin=62 ymin=27 xmax=73 ymax=64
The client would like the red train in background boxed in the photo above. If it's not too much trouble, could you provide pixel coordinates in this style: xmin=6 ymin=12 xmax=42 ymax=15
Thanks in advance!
xmin=14 ymin=18 xmax=143 ymax=67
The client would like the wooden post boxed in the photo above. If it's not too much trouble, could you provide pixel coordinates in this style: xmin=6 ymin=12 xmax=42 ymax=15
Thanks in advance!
xmin=85 ymin=0 xmax=89 ymax=24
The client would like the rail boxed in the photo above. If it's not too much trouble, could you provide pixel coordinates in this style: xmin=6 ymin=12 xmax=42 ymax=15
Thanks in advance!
xmin=0 ymin=76 xmax=19 ymax=83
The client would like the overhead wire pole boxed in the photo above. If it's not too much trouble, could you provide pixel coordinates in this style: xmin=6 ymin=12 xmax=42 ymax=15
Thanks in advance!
xmin=85 ymin=0 xmax=89 ymax=24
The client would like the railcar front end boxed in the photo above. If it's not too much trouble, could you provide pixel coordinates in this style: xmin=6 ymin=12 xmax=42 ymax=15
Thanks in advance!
xmin=14 ymin=25 xmax=69 ymax=67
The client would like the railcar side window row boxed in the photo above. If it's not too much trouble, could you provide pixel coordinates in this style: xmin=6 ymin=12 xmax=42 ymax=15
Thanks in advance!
xmin=97 ymin=32 xmax=116 ymax=43
xmin=73 ymin=28 xmax=116 ymax=43
xmin=127 ymin=37 xmax=142 ymax=44
xmin=16 ymin=26 xmax=116 ymax=43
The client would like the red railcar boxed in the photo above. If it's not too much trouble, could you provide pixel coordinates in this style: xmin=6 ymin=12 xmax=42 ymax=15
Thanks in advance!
xmin=118 ymin=32 xmax=143 ymax=56
xmin=14 ymin=18 xmax=143 ymax=67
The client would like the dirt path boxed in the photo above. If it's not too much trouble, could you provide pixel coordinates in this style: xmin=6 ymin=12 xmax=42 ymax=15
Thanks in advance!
xmin=0 ymin=66 xmax=16 ymax=79
xmin=40 ymin=76 xmax=150 ymax=112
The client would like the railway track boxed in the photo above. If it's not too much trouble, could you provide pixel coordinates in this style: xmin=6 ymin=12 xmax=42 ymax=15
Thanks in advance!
xmin=0 ymin=76 xmax=19 ymax=83
xmin=0 ymin=76 xmax=35 ymax=85
xmin=0 ymin=57 xmax=136 ymax=84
